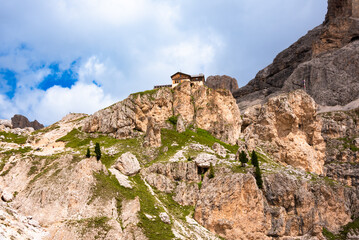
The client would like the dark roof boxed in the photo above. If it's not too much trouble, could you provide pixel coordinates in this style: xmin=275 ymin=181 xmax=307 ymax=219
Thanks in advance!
xmin=170 ymin=72 xmax=191 ymax=78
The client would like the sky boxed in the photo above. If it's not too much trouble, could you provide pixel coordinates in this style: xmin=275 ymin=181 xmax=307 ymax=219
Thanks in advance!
xmin=0 ymin=0 xmax=327 ymax=125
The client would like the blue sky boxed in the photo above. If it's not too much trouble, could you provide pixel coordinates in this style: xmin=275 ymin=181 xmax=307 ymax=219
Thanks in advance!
xmin=0 ymin=0 xmax=327 ymax=125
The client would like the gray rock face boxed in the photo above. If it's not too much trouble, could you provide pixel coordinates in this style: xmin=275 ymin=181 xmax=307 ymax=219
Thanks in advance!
xmin=115 ymin=152 xmax=141 ymax=176
xmin=233 ymin=0 xmax=359 ymax=109
xmin=11 ymin=114 xmax=44 ymax=130
xmin=205 ymin=75 xmax=239 ymax=93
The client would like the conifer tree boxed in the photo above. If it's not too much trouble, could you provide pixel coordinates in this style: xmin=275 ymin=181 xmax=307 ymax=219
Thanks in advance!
xmin=255 ymin=165 xmax=263 ymax=189
xmin=251 ymin=150 xmax=259 ymax=167
xmin=239 ymin=150 xmax=248 ymax=167
xmin=86 ymin=147 xmax=91 ymax=158
xmin=94 ymin=143 xmax=101 ymax=161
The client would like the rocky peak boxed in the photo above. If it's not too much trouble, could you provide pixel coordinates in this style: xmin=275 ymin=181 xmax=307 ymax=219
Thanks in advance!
xmin=234 ymin=0 xmax=359 ymax=110
xmin=11 ymin=114 xmax=44 ymax=130
xmin=325 ymin=0 xmax=359 ymax=22
xmin=205 ymin=75 xmax=239 ymax=93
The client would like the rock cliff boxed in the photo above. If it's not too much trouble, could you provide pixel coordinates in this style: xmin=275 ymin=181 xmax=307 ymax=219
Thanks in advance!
xmin=234 ymin=0 xmax=359 ymax=109
xmin=83 ymin=82 xmax=242 ymax=145
xmin=242 ymin=90 xmax=326 ymax=174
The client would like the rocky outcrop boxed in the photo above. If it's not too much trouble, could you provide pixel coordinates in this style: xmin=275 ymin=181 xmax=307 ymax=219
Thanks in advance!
xmin=0 ymin=119 xmax=12 ymax=128
xmin=11 ymin=114 xmax=44 ymax=130
xmin=234 ymin=0 xmax=359 ymax=109
xmin=195 ymin=173 xmax=270 ymax=240
xmin=242 ymin=90 xmax=325 ymax=174
xmin=205 ymin=75 xmax=239 ymax=93
xmin=143 ymin=117 xmax=161 ymax=147
xmin=83 ymin=82 xmax=242 ymax=145
xmin=194 ymin=170 xmax=359 ymax=240
xmin=319 ymin=108 xmax=359 ymax=188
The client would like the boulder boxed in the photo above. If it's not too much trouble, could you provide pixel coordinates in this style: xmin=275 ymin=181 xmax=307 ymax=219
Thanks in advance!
xmin=194 ymin=153 xmax=217 ymax=168
xmin=0 ymin=119 xmax=12 ymax=128
xmin=115 ymin=152 xmax=141 ymax=176
xmin=1 ymin=191 xmax=14 ymax=202
xmin=159 ymin=212 xmax=171 ymax=224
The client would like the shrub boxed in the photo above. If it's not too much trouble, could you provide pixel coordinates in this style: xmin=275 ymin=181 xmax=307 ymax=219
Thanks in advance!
xmin=251 ymin=150 xmax=259 ymax=167
xmin=86 ymin=148 xmax=91 ymax=158
xmin=168 ymin=115 xmax=178 ymax=126
xmin=94 ymin=143 xmax=101 ymax=161
xmin=208 ymin=163 xmax=215 ymax=179
xmin=239 ymin=150 xmax=248 ymax=167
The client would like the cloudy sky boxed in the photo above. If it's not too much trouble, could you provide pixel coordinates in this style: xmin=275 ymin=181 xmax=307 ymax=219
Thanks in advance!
xmin=0 ymin=0 xmax=327 ymax=125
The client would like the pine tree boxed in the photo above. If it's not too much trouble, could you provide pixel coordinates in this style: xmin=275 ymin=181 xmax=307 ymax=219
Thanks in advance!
xmin=251 ymin=150 xmax=259 ymax=167
xmin=94 ymin=143 xmax=101 ymax=161
xmin=255 ymin=165 xmax=263 ymax=189
xmin=86 ymin=147 xmax=91 ymax=158
xmin=208 ymin=163 xmax=215 ymax=179
xmin=239 ymin=150 xmax=248 ymax=167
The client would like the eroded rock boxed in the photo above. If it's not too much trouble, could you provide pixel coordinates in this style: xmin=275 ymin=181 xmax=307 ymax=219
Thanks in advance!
xmin=115 ymin=152 xmax=141 ymax=176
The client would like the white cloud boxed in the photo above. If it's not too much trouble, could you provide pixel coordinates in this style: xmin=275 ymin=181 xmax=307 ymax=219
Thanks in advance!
xmin=0 ymin=0 xmax=328 ymax=124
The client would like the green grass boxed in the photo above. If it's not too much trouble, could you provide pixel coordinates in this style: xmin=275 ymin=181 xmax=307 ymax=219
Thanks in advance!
xmin=89 ymin=171 xmax=175 ymax=239
xmin=0 ymin=132 xmax=28 ymax=144
xmin=67 ymin=216 xmax=112 ymax=239
xmin=56 ymin=129 xmax=144 ymax=167
xmin=167 ymin=115 xmax=178 ymax=126
xmin=156 ymin=192 xmax=194 ymax=222
xmin=322 ymin=218 xmax=359 ymax=240
xmin=153 ymin=128 xmax=238 ymax=165
xmin=130 ymin=89 xmax=159 ymax=99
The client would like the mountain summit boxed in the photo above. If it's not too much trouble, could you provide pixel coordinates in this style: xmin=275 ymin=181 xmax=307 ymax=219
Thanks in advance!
xmin=234 ymin=0 xmax=359 ymax=110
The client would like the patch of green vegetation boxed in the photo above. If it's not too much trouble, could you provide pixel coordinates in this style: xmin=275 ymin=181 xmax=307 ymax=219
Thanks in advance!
xmin=131 ymin=89 xmax=159 ymax=99
xmin=338 ymin=137 xmax=359 ymax=152
xmin=156 ymin=192 xmax=194 ymax=222
xmin=0 ymin=132 xmax=27 ymax=144
xmin=154 ymin=128 xmax=238 ymax=165
xmin=56 ymin=129 xmax=143 ymax=167
xmin=89 ymin=172 xmax=175 ymax=239
xmin=167 ymin=115 xmax=178 ymax=126
xmin=67 ymin=216 xmax=112 ymax=239
xmin=29 ymin=162 xmax=59 ymax=184
xmin=0 ymin=162 xmax=16 ymax=176
xmin=27 ymin=166 xmax=38 ymax=176
xmin=322 ymin=218 xmax=359 ymax=240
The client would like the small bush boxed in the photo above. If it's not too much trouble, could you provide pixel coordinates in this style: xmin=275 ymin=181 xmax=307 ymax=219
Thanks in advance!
xmin=86 ymin=148 xmax=91 ymax=158
xmin=168 ymin=116 xmax=178 ymax=126
xmin=208 ymin=163 xmax=215 ymax=179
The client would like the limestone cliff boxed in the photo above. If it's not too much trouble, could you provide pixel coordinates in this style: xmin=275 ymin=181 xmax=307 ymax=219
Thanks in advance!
xmin=83 ymin=82 xmax=242 ymax=145
xmin=242 ymin=90 xmax=325 ymax=175
xmin=234 ymin=0 xmax=359 ymax=109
